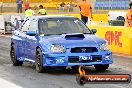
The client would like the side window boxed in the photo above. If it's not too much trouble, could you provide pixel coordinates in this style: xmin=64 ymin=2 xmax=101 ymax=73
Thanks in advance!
xmin=39 ymin=20 xmax=48 ymax=35
xmin=29 ymin=20 xmax=37 ymax=31
xmin=21 ymin=19 xmax=30 ymax=32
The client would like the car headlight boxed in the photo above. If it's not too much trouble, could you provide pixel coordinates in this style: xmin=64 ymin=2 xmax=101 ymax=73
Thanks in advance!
xmin=50 ymin=45 xmax=66 ymax=53
xmin=99 ymin=43 xmax=109 ymax=51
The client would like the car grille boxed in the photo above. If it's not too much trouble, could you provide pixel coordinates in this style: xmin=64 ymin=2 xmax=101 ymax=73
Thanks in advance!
xmin=71 ymin=47 xmax=98 ymax=53
xmin=68 ymin=55 xmax=102 ymax=63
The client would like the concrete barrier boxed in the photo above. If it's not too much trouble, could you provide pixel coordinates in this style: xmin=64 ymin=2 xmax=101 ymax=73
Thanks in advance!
xmin=88 ymin=25 xmax=132 ymax=55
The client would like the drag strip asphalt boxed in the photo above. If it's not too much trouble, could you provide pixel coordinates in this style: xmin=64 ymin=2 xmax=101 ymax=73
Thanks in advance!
xmin=0 ymin=36 xmax=131 ymax=88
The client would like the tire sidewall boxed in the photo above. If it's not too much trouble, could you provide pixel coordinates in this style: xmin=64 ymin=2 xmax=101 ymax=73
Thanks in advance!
xmin=36 ymin=48 xmax=44 ymax=72
xmin=10 ymin=45 xmax=17 ymax=64
xmin=10 ymin=45 xmax=23 ymax=66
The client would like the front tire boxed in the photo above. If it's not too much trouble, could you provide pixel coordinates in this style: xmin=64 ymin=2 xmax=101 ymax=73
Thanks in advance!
xmin=35 ymin=48 xmax=47 ymax=73
xmin=10 ymin=45 xmax=23 ymax=66
xmin=94 ymin=64 xmax=109 ymax=71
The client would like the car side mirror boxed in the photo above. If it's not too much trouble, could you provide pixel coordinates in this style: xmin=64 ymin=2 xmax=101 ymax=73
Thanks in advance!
xmin=26 ymin=30 xmax=36 ymax=36
xmin=91 ymin=29 xmax=97 ymax=34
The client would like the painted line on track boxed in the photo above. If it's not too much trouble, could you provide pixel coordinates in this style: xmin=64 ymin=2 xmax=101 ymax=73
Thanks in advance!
xmin=0 ymin=78 xmax=23 ymax=88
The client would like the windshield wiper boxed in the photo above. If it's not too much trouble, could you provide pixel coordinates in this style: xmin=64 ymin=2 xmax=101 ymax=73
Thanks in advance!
xmin=57 ymin=33 xmax=67 ymax=35
xmin=44 ymin=33 xmax=67 ymax=36
xmin=44 ymin=34 xmax=55 ymax=36
xmin=44 ymin=32 xmax=92 ymax=36
xmin=83 ymin=32 xmax=93 ymax=34
xmin=58 ymin=32 xmax=92 ymax=35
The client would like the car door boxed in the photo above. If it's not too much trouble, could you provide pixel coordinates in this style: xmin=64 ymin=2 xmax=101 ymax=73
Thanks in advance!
xmin=13 ymin=30 xmax=25 ymax=60
xmin=24 ymin=19 xmax=37 ymax=62
xmin=18 ymin=19 xmax=31 ymax=60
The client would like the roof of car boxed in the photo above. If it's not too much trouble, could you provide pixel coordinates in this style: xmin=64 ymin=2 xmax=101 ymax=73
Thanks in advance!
xmin=28 ymin=15 xmax=77 ymax=20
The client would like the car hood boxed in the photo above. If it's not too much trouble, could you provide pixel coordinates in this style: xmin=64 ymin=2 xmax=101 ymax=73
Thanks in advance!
xmin=43 ymin=34 xmax=105 ymax=48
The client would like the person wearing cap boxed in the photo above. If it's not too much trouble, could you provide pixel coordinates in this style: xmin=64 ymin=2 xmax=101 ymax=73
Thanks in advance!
xmin=38 ymin=5 xmax=47 ymax=15
xmin=79 ymin=0 xmax=93 ymax=24
xmin=25 ymin=7 xmax=35 ymax=16
xmin=126 ymin=2 xmax=132 ymax=27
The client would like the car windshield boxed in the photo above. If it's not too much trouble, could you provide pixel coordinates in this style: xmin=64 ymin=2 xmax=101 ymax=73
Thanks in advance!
xmin=38 ymin=18 xmax=91 ymax=36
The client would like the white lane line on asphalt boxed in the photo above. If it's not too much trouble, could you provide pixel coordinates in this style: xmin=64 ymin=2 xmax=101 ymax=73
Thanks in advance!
xmin=0 ymin=78 xmax=23 ymax=88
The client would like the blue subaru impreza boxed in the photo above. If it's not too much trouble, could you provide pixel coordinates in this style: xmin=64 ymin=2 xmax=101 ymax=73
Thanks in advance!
xmin=10 ymin=16 xmax=113 ymax=72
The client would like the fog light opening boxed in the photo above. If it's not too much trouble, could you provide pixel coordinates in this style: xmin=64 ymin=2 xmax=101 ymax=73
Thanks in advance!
xmin=105 ymin=55 xmax=111 ymax=60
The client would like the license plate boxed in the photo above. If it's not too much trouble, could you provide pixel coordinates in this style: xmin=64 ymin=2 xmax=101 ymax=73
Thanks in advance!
xmin=79 ymin=56 xmax=92 ymax=61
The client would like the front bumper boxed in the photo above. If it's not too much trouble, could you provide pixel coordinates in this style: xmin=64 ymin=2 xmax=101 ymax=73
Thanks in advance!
xmin=42 ymin=50 xmax=113 ymax=66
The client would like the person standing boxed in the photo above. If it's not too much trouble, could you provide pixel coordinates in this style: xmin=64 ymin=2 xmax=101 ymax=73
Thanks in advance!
xmin=79 ymin=0 xmax=93 ymax=24
xmin=126 ymin=2 xmax=132 ymax=27
xmin=25 ymin=7 xmax=35 ymax=17
xmin=24 ymin=0 xmax=29 ymax=11
xmin=59 ymin=2 xmax=65 ymax=12
xmin=38 ymin=5 xmax=47 ymax=15
xmin=67 ymin=2 xmax=73 ymax=12
xmin=34 ymin=4 xmax=37 ymax=10
xmin=16 ymin=0 xmax=23 ymax=13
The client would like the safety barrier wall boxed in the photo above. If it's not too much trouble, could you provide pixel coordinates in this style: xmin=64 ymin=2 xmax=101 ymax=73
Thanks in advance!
xmin=0 ymin=0 xmax=76 ymax=3
xmin=88 ymin=25 xmax=132 ymax=55
xmin=66 ymin=14 xmax=108 ymax=22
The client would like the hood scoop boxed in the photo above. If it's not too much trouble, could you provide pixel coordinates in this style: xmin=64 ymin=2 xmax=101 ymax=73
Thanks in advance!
xmin=65 ymin=34 xmax=85 ymax=39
